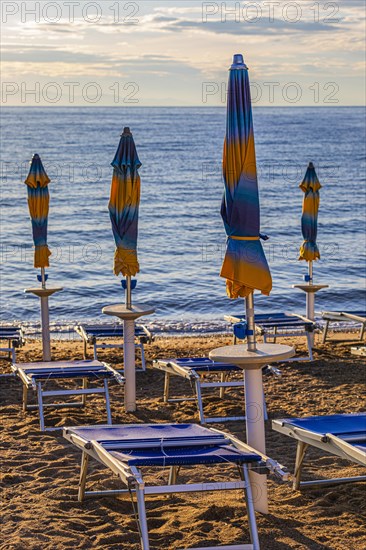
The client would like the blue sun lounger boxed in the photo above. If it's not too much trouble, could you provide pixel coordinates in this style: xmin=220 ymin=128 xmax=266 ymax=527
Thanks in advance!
xmin=153 ymin=357 xmax=279 ymax=425
xmin=64 ymin=423 xmax=289 ymax=550
xmin=272 ymin=413 xmax=366 ymax=490
xmin=11 ymin=360 xmax=124 ymax=431
xmin=321 ymin=311 xmax=366 ymax=343
xmin=225 ymin=312 xmax=316 ymax=360
xmin=74 ymin=323 xmax=153 ymax=370
xmin=0 ymin=325 xmax=25 ymax=363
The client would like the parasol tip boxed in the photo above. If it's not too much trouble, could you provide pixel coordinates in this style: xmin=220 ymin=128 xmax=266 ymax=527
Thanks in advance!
xmin=308 ymin=162 xmax=314 ymax=169
xmin=231 ymin=54 xmax=248 ymax=69
xmin=32 ymin=153 xmax=40 ymax=160
xmin=122 ymin=127 xmax=132 ymax=136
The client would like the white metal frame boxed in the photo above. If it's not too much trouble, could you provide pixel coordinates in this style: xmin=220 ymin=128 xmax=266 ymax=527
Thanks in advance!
xmin=321 ymin=311 xmax=366 ymax=343
xmin=64 ymin=423 xmax=290 ymax=550
xmin=74 ymin=324 xmax=153 ymax=371
xmin=224 ymin=313 xmax=315 ymax=361
xmin=0 ymin=326 xmax=25 ymax=363
xmin=153 ymin=359 xmax=259 ymax=424
xmin=272 ymin=418 xmax=366 ymax=490
xmin=11 ymin=360 xmax=124 ymax=431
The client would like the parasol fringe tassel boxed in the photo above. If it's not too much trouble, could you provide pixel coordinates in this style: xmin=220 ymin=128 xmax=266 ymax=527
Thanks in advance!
xmin=299 ymin=241 xmax=320 ymax=262
xmin=113 ymin=247 xmax=140 ymax=277
xmin=34 ymin=245 xmax=51 ymax=268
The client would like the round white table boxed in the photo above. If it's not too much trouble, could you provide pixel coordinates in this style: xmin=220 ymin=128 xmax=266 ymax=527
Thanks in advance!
xmin=209 ymin=342 xmax=295 ymax=514
xmin=102 ymin=304 xmax=155 ymax=413
xmin=24 ymin=287 xmax=63 ymax=362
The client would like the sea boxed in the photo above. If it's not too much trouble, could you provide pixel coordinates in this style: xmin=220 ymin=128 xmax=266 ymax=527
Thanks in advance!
xmin=1 ymin=106 xmax=365 ymax=336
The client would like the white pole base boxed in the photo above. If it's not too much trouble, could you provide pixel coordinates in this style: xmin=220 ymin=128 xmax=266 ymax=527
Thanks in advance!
xmin=124 ymin=318 xmax=136 ymax=412
xmin=244 ymin=368 xmax=268 ymax=514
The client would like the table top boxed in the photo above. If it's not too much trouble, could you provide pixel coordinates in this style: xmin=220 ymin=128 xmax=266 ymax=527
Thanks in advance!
xmin=102 ymin=303 xmax=155 ymax=320
xmin=292 ymin=284 xmax=329 ymax=292
xmin=209 ymin=343 xmax=295 ymax=369
xmin=24 ymin=287 xmax=63 ymax=297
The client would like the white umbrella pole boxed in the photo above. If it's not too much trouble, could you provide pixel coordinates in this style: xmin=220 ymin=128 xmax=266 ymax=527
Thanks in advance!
xmin=244 ymin=292 xmax=268 ymax=513
xmin=124 ymin=275 xmax=136 ymax=412
xmin=307 ymin=261 xmax=315 ymax=346
xmin=40 ymin=268 xmax=51 ymax=361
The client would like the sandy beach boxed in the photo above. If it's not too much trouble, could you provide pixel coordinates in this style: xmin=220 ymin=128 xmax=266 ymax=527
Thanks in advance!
xmin=1 ymin=331 xmax=365 ymax=550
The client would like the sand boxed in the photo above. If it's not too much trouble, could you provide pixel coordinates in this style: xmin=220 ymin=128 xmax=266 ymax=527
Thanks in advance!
xmin=1 ymin=332 xmax=365 ymax=550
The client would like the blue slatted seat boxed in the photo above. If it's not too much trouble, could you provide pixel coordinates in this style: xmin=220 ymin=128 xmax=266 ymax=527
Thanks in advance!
xmin=272 ymin=413 xmax=366 ymax=490
xmin=12 ymin=360 xmax=124 ymax=431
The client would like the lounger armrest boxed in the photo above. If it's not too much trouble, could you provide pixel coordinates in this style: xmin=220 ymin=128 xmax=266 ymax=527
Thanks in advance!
xmin=213 ymin=428 xmax=290 ymax=481
xmin=103 ymin=362 xmax=125 ymax=385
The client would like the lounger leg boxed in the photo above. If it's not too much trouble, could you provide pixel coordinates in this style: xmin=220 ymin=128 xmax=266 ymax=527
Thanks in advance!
xmin=163 ymin=373 xmax=170 ymax=403
xmin=243 ymin=465 xmax=260 ymax=550
xmin=104 ymin=379 xmax=112 ymax=424
xmin=36 ymin=382 xmax=45 ymax=431
xmin=306 ymin=332 xmax=313 ymax=361
xmin=11 ymin=347 xmax=16 ymax=363
xmin=136 ymin=485 xmax=150 ymax=550
xmin=219 ymin=372 xmax=226 ymax=399
xmin=273 ymin=326 xmax=277 ymax=344
xmin=322 ymin=320 xmax=329 ymax=344
xmin=360 ymin=323 xmax=365 ymax=341
xmin=263 ymin=390 xmax=268 ymax=421
xmin=22 ymin=385 xmax=28 ymax=412
xmin=78 ymin=452 xmax=89 ymax=502
xmin=139 ymin=343 xmax=146 ymax=371
xmin=194 ymin=379 xmax=205 ymax=425
xmin=83 ymin=339 xmax=87 ymax=360
xmin=293 ymin=442 xmax=308 ymax=490
xmin=168 ymin=466 xmax=178 ymax=485
xmin=81 ymin=378 xmax=88 ymax=406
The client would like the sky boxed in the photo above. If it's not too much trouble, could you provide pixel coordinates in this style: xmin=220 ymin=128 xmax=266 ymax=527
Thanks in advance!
xmin=1 ymin=0 xmax=365 ymax=106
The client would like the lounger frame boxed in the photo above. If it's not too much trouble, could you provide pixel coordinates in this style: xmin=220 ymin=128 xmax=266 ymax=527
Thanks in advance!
xmin=0 ymin=326 xmax=25 ymax=363
xmin=153 ymin=358 xmax=269 ymax=424
xmin=225 ymin=313 xmax=316 ymax=361
xmin=12 ymin=360 xmax=124 ymax=431
xmin=64 ymin=423 xmax=289 ymax=550
xmin=74 ymin=323 xmax=153 ymax=371
xmin=321 ymin=311 xmax=366 ymax=343
xmin=272 ymin=415 xmax=366 ymax=490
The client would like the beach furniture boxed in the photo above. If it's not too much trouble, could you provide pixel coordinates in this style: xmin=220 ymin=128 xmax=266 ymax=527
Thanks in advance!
xmin=74 ymin=323 xmax=152 ymax=369
xmin=104 ymin=128 xmax=155 ymax=413
xmin=153 ymin=357 xmax=280 ymax=424
xmin=224 ymin=312 xmax=316 ymax=360
xmin=11 ymin=360 xmax=124 ymax=431
xmin=272 ymin=413 xmax=366 ymax=490
xmin=215 ymin=54 xmax=295 ymax=514
xmin=321 ymin=311 xmax=366 ymax=343
xmin=0 ymin=326 xmax=25 ymax=362
xmin=24 ymin=154 xmax=63 ymax=361
xmin=293 ymin=163 xmax=328 ymax=345
xmin=64 ymin=422 xmax=289 ymax=550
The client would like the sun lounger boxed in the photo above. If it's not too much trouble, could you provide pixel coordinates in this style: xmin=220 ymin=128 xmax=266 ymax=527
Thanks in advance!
xmin=272 ymin=413 xmax=366 ymax=489
xmin=224 ymin=312 xmax=316 ymax=360
xmin=11 ymin=360 xmax=124 ymax=431
xmin=153 ymin=357 xmax=279 ymax=424
xmin=74 ymin=323 xmax=153 ymax=370
xmin=321 ymin=311 xmax=366 ymax=343
xmin=63 ymin=422 xmax=289 ymax=550
xmin=0 ymin=326 xmax=25 ymax=363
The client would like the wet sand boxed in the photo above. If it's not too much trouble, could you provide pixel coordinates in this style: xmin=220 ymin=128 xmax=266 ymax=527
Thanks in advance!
xmin=1 ymin=332 xmax=365 ymax=549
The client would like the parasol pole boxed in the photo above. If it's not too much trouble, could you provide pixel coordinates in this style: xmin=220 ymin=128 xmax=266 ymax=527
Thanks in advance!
xmin=125 ymin=275 xmax=132 ymax=309
xmin=39 ymin=267 xmax=51 ymax=361
xmin=245 ymin=292 xmax=257 ymax=352
xmin=244 ymin=291 xmax=268 ymax=513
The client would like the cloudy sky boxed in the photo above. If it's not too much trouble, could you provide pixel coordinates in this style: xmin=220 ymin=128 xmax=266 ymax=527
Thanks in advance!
xmin=1 ymin=0 xmax=365 ymax=106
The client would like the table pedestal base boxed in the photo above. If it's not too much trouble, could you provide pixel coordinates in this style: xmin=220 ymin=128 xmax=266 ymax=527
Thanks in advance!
xmin=24 ymin=287 xmax=63 ymax=362
xmin=102 ymin=304 xmax=155 ymax=413
xmin=209 ymin=343 xmax=295 ymax=514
